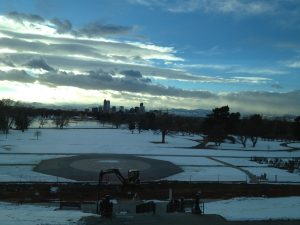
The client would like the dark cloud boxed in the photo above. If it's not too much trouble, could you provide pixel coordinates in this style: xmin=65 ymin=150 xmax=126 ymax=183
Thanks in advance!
xmin=50 ymin=18 xmax=72 ymax=33
xmin=0 ymin=70 xmax=35 ymax=83
xmin=0 ymin=68 xmax=210 ymax=99
xmin=224 ymin=90 xmax=300 ymax=114
xmin=1 ymin=69 xmax=300 ymax=114
xmin=0 ymin=69 xmax=217 ymax=99
xmin=0 ymin=56 xmax=15 ymax=67
xmin=79 ymin=22 xmax=133 ymax=37
xmin=88 ymin=70 xmax=114 ymax=82
xmin=271 ymin=83 xmax=283 ymax=89
xmin=7 ymin=11 xmax=44 ymax=23
xmin=6 ymin=12 xmax=133 ymax=37
xmin=0 ymin=37 xmax=105 ymax=60
xmin=25 ymin=58 xmax=55 ymax=71
xmin=120 ymin=70 xmax=143 ymax=78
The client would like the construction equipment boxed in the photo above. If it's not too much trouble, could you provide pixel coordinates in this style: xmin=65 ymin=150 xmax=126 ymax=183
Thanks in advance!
xmin=98 ymin=168 xmax=140 ymax=185
xmin=192 ymin=192 xmax=204 ymax=214
xmin=97 ymin=169 xmax=140 ymax=216
xmin=98 ymin=195 xmax=113 ymax=218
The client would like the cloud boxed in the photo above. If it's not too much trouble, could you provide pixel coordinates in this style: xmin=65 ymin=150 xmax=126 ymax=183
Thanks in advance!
xmin=222 ymin=90 xmax=300 ymax=115
xmin=3 ymin=11 xmax=134 ymax=38
xmin=0 ymin=56 xmax=15 ymax=67
xmin=0 ymin=70 xmax=36 ymax=83
xmin=120 ymin=70 xmax=143 ymax=78
xmin=129 ymin=0 xmax=276 ymax=14
xmin=0 ymin=11 xmax=279 ymax=87
xmin=79 ymin=22 xmax=133 ymax=37
xmin=0 ymin=69 xmax=214 ymax=99
xmin=7 ymin=11 xmax=44 ymax=23
xmin=205 ymin=0 xmax=274 ymax=14
xmin=232 ymin=76 xmax=271 ymax=84
xmin=175 ymin=63 xmax=232 ymax=70
xmin=285 ymin=60 xmax=300 ymax=68
xmin=0 ymin=11 xmax=298 ymax=115
xmin=271 ymin=83 xmax=283 ymax=89
xmin=50 ymin=18 xmax=72 ymax=34
xmin=25 ymin=57 xmax=55 ymax=71
xmin=229 ymin=67 xmax=286 ymax=75
xmin=1 ymin=69 xmax=299 ymax=115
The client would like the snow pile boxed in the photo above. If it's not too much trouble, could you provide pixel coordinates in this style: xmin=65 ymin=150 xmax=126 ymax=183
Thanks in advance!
xmin=0 ymin=202 xmax=93 ymax=225
xmin=205 ymin=196 xmax=300 ymax=220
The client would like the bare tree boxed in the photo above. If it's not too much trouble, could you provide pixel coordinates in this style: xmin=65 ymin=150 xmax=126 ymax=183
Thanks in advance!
xmin=0 ymin=99 xmax=15 ymax=136
xmin=53 ymin=114 xmax=70 ymax=129
xmin=34 ymin=130 xmax=42 ymax=140
xmin=39 ymin=117 xmax=48 ymax=128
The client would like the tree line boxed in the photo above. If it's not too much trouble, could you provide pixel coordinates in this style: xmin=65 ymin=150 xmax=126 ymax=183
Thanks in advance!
xmin=1 ymin=99 xmax=299 ymax=146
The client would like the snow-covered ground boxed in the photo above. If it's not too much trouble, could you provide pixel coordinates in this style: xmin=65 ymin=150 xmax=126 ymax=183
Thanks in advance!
xmin=0 ymin=202 xmax=93 ymax=225
xmin=242 ymin=167 xmax=300 ymax=182
xmin=205 ymin=196 xmax=300 ymax=221
xmin=1 ymin=128 xmax=298 ymax=157
xmin=165 ymin=166 xmax=247 ymax=182
xmin=0 ymin=154 xmax=72 ymax=164
xmin=0 ymin=123 xmax=299 ymax=183
xmin=144 ymin=156 xmax=223 ymax=166
xmin=218 ymin=139 xmax=290 ymax=151
xmin=288 ymin=142 xmax=300 ymax=148
xmin=214 ymin=157 xmax=267 ymax=167
xmin=0 ymin=165 xmax=74 ymax=182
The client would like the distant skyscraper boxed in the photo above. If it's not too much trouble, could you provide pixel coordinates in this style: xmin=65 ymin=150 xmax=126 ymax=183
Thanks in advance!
xmin=140 ymin=102 xmax=145 ymax=113
xmin=103 ymin=99 xmax=110 ymax=113
xmin=119 ymin=106 xmax=124 ymax=112
xmin=111 ymin=106 xmax=117 ymax=113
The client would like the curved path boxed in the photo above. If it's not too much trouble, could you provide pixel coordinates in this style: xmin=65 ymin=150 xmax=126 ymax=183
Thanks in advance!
xmin=34 ymin=154 xmax=183 ymax=182
xmin=206 ymin=156 xmax=259 ymax=183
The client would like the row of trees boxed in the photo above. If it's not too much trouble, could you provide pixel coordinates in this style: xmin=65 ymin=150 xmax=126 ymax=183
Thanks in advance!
xmin=94 ymin=106 xmax=300 ymax=146
xmin=0 ymin=99 xmax=31 ymax=134
xmin=0 ymin=99 xmax=77 ymax=133
xmin=202 ymin=106 xmax=264 ymax=147
xmin=1 ymin=99 xmax=300 ymax=146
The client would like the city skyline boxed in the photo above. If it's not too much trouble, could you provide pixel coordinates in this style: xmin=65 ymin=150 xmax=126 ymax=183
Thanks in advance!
xmin=0 ymin=0 xmax=300 ymax=115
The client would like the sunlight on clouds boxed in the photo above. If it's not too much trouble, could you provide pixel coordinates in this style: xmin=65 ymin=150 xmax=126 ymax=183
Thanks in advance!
xmin=0 ymin=81 xmax=105 ymax=104
xmin=0 ymin=10 xmax=299 ymax=115
xmin=58 ymin=69 xmax=89 ymax=75
xmin=0 ymin=66 xmax=48 ymax=75
xmin=0 ymin=66 xmax=14 ymax=72
xmin=0 ymin=16 xmax=55 ymax=36
xmin=0 ymin=48 xmax=17 ymax=54
xmin=0 ymin=32 xmax=12 ymax=38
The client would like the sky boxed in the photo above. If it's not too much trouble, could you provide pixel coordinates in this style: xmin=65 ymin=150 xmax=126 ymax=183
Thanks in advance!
xmin=0 ymin=0 xmax=299 ymax=115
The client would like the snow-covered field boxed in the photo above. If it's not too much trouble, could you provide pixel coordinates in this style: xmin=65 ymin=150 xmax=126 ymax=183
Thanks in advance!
xmin=218 ymin=139 xmax=290 ymax=151
xmin=0 ymin=165 xmax=74 ymax=182
xmin=144 ymin=155 xmax=223 ymax=166
xmin=166 ymin=166 xmax=247 ymax=182
xmin=0 ymin=121 xmax=299 ymax=183
xmin=0 ymin=202 xmax=93 ymax=225
xmin=0 ymin=121 xmax=299 ymax=224
xmin=205 ymin=196 xmax=300 ymax=221
xmin=288 ymin=143 xmax=300 ymax=148
xmin=243 ymin=167 xmax=300 ymax=182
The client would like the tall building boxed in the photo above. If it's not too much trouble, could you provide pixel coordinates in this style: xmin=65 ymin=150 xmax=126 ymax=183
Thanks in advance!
xmin=111 ymin=106 xmax=117 ymax=113
xmin=119 ymin=106 xmax=125 ymax=112
xmin=140 ymin=102 xmax=145 ymax=113
xmin=103 ymin=99 xmax=110 ymax=113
